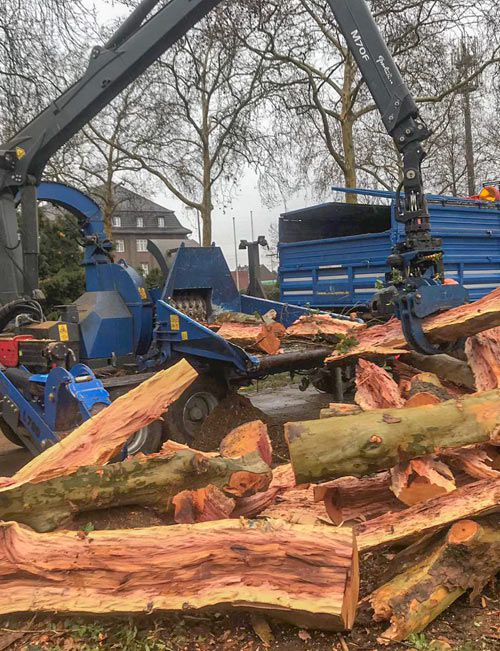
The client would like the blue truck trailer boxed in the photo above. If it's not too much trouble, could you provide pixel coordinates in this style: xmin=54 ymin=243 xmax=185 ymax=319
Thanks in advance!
xmin=279 ymin=187 xmax=500 ymax=310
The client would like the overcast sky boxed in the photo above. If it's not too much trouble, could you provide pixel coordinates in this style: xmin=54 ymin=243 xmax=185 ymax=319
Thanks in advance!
xmin=84 ymin=0 xmax=325 ymax=270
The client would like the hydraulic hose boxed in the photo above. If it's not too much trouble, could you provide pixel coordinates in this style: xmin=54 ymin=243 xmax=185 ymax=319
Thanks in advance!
xmin=0 ymin=299 xmax=43 ymax=333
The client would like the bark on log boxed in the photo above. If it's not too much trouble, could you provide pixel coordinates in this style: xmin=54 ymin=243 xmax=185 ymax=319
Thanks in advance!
xmin=326 ymin=287 xmax=500 ymax=364
xmin=440 ymin=446 xmax=500 ymax=480
xmin=285 ymin=314 xmax=365 ymax=341
xmin=314 ymin=473 xmax=404 ymax=525
xmin=465 ymin=326 xmax=500 ymax=391
xmin=320 ymin=403 xmax=362 ymax=419
xmin=390 ymin=457 xmax=456 ymax=506
xmin=0 ymin=446 xmax=271 ymax=532
xmin=173 ymin=484 xmax=235 ymax=524
xmin=216 ymin=322 xmax=285 ymax=355
xmin=401 ymin=352 xmax=475 ymax=390
xmin=354 ymin=477 xmax=500 ymax=551
xmin=370 ymin=517 xmax=500 ymax=643
xmin=354 ymin=359 xmax=404 ymax=410
xmin=7 ymin=360 xmax=198 ymax=487
xmin=0 ymin=519 xmax=359 ymax=630
xmin=286 ymin=389 xmax=500 ymax=484
xmin=232 ymin=464 xmax=296 ymax=518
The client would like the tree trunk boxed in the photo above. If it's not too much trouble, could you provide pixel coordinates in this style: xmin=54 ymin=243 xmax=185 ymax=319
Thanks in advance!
xmin=314 ymin=472 xmax=404 ymax=526
xmin=286 ymin=389 xmax=500 ymax=484
xmin=341 ymin=52 xmax=357 ymax=204
xmin=0 ymin=446 xmax=272 ymax=532
xmin=326 ymin=288 xmax=500 ymax=363
xmin=8 ymin=359 xmax=198 ymax=487
xmin=0 ymin=519 xmax=359 ymax=631
xmin=355 ymin=477 xmax=500 ymax=552
xmin=370 ymin=517 xmax=500 ymax=642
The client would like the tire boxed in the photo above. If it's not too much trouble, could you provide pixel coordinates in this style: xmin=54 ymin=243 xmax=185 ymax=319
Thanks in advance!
xmin=0 ymin=417 xmax=26 ymax=448
xmin=125 ymin=420 xmax=163 ymax=455
xmin=163 ymin=376 xmax=228 ymax=443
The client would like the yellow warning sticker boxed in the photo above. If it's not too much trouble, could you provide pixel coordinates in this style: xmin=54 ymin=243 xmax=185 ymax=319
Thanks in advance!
xmin=58 ymin=323 xmax=69 ymax=342
xmin=181 ymin=331 xmax=188 ymax=341
xmin=15 ymin=147 xmax=26 ymax=159
xmin=170 ymin=315 xmax=180 ymax=331
xmin=139 ymin=287 xmax=147 ymax=300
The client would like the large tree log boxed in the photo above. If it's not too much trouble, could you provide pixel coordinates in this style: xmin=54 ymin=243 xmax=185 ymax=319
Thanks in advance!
xmin=314 ymin=473 xmax=404 ymax=525
xmin=465 ymin=326 xmax=500 ymax=391
xmin=354 ymin=359 xmax=404 ymax=410
xmin=401 ymin=352 xmax=475 ymax=390
xmin=286 ymin=389 xmax=500 ymax=484
xmin=0 ymin=519 xmax=359 ymax=630
xmin=0 ymin=445 xmax=271 ymax=532
xmin=326 ymin=287 xmax=500 ymax=364
xmin=354 ymin=477 xmax=500 ymax=552
xmin=370 ymin=517 xmax=500 ymax=643
xmin=216 ymin=321 xmax=285 ymax=355
xmin=7 ymin=360 xmax=198 ymax=486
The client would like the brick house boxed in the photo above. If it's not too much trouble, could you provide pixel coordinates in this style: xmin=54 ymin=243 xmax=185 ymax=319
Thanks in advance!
xmin=107 ymin=185 xmax=192 ymax=275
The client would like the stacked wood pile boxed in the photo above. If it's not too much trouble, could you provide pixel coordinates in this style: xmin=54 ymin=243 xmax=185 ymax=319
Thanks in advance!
xmin=1 ymin=289 xmax=500 ymax=642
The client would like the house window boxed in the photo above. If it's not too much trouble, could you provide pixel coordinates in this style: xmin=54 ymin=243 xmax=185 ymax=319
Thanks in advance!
xmin=158 ymin=217 xmax=165 ymax=228
xmin=141 ymin=263 xmax=149 ymax=276
xmin=137 ymin=217 xmax=144 ymax=228
xmin=137 ymin=239 xmax=148 ymax=252
xmin=112 ymin=216 xmax=121 ymax=228
xmin=115 ymin=239 xmax=125 ymax=253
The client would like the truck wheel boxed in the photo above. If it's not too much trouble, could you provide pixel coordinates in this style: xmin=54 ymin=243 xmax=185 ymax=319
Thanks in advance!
xmin=164 ymin=377 xmax=228 ymax=443
xmin=0 ymin=418 xmax=26 ymax=448
xmin=126 ymin=421 xmax=163 ymax=455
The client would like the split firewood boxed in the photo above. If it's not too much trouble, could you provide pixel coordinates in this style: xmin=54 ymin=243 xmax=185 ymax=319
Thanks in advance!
xmin=465 ymin=325 xmax=500 ymax=391
xmin=401 ymin=352 xmax=475 ymax=390
xmin=326 ymin=287 xmax=500 ymax=364
xmin=440 ymin=445 xmax=500 ymax=480
xmin=173 ymin=484 xmax=235 ymax=524
xmin=0 ymin=519 xmax=359 ymax=631
xmin=286 ymin=389 xmax=500 ymax=484
xmin=320 ymin=403 xmax=362 ymax=419
xmin=390 ymin=456 xmax=456 ymax=506
xmin=285 ymin=314 xmax=365 ymax=341
xmin=216 ymin=321 xmax=285 ymax=355
xmin=6 ymin=359 xmax=198 ymax=487
xmin=354 ymin=477 xmax=500 ymax=552
xmin=354 ymin=359 xmax=405 ymax=410
xmin=0 ymin=442 xmax=271 ymax=532
xmin=259 ymin=485 xmax=329 ymax=526
xmin=314 ymin=473 xmax=404 ymax=525
xmin=370 ymin=516 xmax=500 ymax=643
xmin=232 ymin=463 xmax=296 ymax=518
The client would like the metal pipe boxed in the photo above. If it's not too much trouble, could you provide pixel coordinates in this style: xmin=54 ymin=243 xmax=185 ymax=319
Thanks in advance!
xmin=105 ymin=0 xmax=163 ymax=49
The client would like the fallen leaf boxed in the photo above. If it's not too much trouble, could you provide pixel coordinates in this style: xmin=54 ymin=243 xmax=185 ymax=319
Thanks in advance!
xmin=383 ymin=414 xmax=402 ymax=424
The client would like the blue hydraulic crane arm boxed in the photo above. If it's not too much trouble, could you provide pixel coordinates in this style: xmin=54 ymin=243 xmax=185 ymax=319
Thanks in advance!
xmin=0 ymin=0 xmax=466 ymax=352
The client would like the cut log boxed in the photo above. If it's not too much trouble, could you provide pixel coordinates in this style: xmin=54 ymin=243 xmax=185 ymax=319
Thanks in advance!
xmin=314 ymin=473 xmax=404 ymax=525
xmin=8 ymin=360 xmax=198 ymax=486
xmin=219 ymin=420 xmax=272 ymax=466
xmin=354 ymin=359 xmax=405 ymax=410
xmin=0 ymin=445 xmax=271 ymax=532
xmin=401 ymin=352 xmax=475 ymax=390
xmin=355 ymin=477 xmax=500 ymax=552
xmin=320 ymin=403 xmax=362 ymax=419
xmin=326 ymin=287 xmax=500 ymax=364
xmin=465 ymin=326 xmax=500 ymax=391
xmin=173 ymin=484 xmax=235 ymax=524
xmin=286 ymin=389 xmax=500 ymax=484
xmin=440 ymin=445 xmax=500 ymax=480
xmin=216 ymin=321 xmax=285 ymax=355
xmin=285 ymin=314 xmax=365 ymax=341
xmin=259 ymin=485 xmax=329 ymax=526
xmin=407 ymin=373 xmax=453 ymax=401
xmin=390 ymin=456 xmax=456 ymax=506
xmin=404 ymin=392 xmax=442 ymax=407
xmin=0 ymin=519 xmax=359 ymax=631
xmin=370 ymin=516 xmax=500 ymax=643
xmin=232 ymin=463 xmax=296 ymax=518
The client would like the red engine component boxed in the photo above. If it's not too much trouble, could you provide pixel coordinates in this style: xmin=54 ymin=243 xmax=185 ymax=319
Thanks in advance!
xmin=0 ymin=335 xmax=34 ymax=367
xmin=467 ymin=185 xmax=500 ymax=202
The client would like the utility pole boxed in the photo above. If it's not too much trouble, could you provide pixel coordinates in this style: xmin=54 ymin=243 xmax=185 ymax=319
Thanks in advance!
xmin=250 ymin=210 xmax=255 ymax=240
xmin=232 ymin=213 xmax=240 ymax=292
xmin=453 ymin=39 xmax=480 ymax=196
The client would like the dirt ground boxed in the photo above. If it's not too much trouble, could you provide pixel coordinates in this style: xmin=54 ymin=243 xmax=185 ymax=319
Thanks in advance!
xmin=0 ymin=384 xmax=498 ymax=651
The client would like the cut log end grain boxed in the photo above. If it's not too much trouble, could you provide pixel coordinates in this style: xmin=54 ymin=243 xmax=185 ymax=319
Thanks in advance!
xmin=0 ymin=519 xmax=359 ymax=631
xmin=390 ymin=457 xmax=456 ymax=506
xmin=370 ymin=516 xmax=500 ymax=642
xmin=219 ymin=420 xmax=272 ymax=466
xmin=355 ymin=359 xmax=405 ymax=410
xmin=217 ymin=322 xmax=285 ymax=355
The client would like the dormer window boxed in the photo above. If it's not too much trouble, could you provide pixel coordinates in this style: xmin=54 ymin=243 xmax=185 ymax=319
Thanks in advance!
xmin=112 ymin=216 xmax=121 ymax=228
xmin=158 ymin=217 xmax=165 ymax=228
xmin=137 ymin=217 xmax=144 ymax=227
